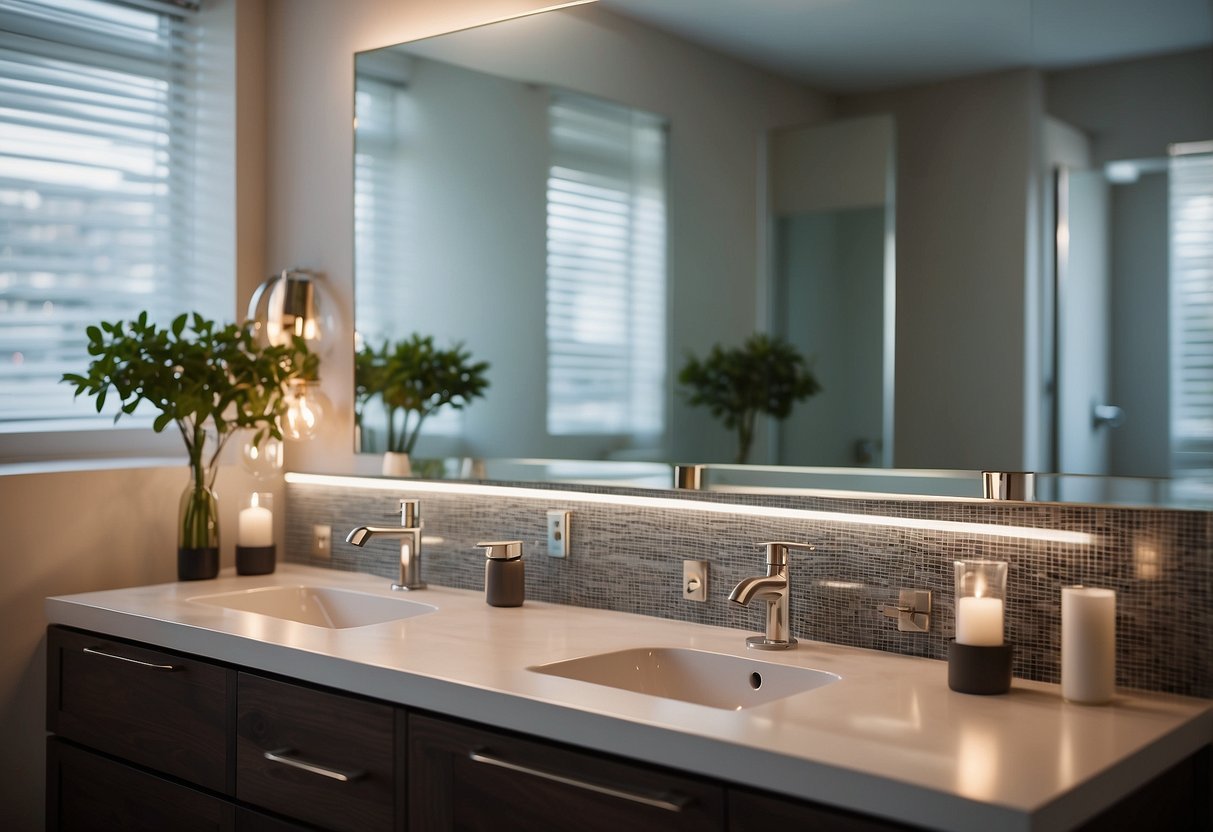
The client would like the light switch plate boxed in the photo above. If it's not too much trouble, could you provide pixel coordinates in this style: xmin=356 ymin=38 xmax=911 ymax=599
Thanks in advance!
xmin=546 ymin=510 xmax=570 ymax=558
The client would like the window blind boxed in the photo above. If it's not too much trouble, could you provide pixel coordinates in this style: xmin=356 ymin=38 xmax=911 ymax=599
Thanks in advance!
xmin=353 ymin=65 xmax=459 ymax=445
xmin=545 ymin=91 xmax=667 ymax=437
xmin=0 ymin=0 xmax=204 ymax=423
xmin=1170 ymin=151 xmax=1213 ymax=477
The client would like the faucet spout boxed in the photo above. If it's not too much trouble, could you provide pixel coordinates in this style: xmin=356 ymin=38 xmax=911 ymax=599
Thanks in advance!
xmin=728 ymin=573 xmax=786 ymax=606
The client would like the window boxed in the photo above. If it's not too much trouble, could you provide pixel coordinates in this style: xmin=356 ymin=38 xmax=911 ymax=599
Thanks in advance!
xmin=545 ymin=91 xmax=667 ymax=439
xmin=1170 ymin=148 xmax=1213 ymax=479
xmin=0 ymin=0 xmax=207 ymax=426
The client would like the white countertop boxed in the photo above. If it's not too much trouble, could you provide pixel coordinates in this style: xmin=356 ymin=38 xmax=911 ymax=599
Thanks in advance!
xmin=46 ymin=565 xmax=1212 ymax=832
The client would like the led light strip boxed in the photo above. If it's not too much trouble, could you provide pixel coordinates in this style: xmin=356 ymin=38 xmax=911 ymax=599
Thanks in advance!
xmin=285 ymin=472 xmax=1095 ymax=545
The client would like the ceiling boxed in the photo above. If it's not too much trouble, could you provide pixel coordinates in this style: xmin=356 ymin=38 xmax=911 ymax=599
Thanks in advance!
xmin=599 ymin=0 xmax=1213 ymax=92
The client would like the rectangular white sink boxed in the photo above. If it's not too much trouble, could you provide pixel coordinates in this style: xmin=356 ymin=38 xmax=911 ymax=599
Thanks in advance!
xmin=189 ymin=585 xmax=436 ymax=629
xmin=529 ymin=647 xmax=839 ymax=710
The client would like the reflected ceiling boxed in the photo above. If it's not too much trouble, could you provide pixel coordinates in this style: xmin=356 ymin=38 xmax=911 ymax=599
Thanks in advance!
xmin=602 ymin=0 xmax=1213 ymax=92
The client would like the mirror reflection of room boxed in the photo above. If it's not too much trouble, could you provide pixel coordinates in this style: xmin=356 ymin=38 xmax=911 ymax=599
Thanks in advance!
xmin=352 ymin=1 xmax=1212 ymax=498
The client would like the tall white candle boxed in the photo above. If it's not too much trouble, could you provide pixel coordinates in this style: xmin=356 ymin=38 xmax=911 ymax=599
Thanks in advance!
xmin=238 ymin=503 xmax=273 ymax=548
xmin=1062 ymin=586 xmax=1116 ymax=704
xmin=956 ymin=596 xmax=1004 ymax=646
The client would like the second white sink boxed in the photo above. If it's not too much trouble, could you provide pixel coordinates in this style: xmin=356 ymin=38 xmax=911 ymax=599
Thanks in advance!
xmin=189 ymin=585 xmax=436 ymax=629
xmin=529 ymin=647 xmax=839 ymax=710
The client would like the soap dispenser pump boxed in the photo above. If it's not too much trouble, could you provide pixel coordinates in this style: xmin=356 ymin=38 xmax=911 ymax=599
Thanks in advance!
xmin=479 ymin=540 xmax=524 ymax=607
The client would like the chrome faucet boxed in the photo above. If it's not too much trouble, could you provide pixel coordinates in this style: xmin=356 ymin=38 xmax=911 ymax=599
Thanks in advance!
xmin=728 ymin=541 xmax=813 ymax=650
xmin=345 ymin=499 xmax=425 ymax=590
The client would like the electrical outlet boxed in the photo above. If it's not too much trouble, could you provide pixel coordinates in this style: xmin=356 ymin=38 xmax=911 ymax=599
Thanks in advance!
xmin=312 ymin=524 xmax=332 ymax=559
xmin=683 ymin=560 xmax=708 ymax=602
xmin=546 ymin=510 xmax=570 ymax=558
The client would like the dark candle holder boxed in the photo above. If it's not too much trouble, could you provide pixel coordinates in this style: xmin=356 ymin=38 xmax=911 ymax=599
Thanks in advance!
xmin=236 ymin=544 xmax=276 ymax=576
xmin=948 ymin=640 xmax=1013 ymax=695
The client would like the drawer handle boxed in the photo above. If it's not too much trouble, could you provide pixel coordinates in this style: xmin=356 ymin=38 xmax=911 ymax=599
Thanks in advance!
xmin=83 ymin=646 xmax=180 ymax=672
xmin=468 ymin=749 xmax=690 ymax=813
xmin=263 ymin=748 xmax=365 ymax=783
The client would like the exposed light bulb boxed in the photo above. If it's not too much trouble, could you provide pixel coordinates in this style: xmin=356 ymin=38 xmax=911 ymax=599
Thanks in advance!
xmin=241 ymin=435 xmax=284 ymax=479
xmin=281 ymin=380 xmax=330 ymax=441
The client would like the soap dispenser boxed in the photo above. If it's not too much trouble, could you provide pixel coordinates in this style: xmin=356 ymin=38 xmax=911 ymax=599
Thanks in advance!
xmin=478 ymin=540 xmax=524 ymax=607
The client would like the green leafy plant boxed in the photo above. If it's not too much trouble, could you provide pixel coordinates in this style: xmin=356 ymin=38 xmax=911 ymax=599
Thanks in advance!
xmin=62 ymin=312 xmax=315 ymax=554
xmin=678 ymin=333 xmax=821 ymax=464
xmin=356 ymin=333 xmax=490 ymax=456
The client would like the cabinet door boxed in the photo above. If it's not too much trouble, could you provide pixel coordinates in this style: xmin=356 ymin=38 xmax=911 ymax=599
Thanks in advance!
xmin=409 ymin=713 xmax=725 ymax=832
xmin=47 ymin=626 xmax=231 ymax=793
xmin=236 ymin=672 xmax=402 ymax=832
xmin=47 ymin=739 xmax=234 ymax=832
xmin=729 ymin=787 xmax=919 ymax=831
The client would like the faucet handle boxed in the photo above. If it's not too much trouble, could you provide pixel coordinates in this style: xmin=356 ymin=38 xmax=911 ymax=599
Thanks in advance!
xmin=760 ymin=541 xmax=814 ymax=565
xmin=399 ymin=499 xmax=420 ymax=528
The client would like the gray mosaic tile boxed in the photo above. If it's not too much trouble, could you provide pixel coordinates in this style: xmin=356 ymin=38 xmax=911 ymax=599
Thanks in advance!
xmin=285 ymin=479 xmax=1213 ymax=698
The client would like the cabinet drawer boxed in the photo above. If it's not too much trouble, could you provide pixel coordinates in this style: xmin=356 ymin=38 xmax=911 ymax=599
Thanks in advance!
xmin=409 ymin=713 xmax=725 ymax=831
xmin=47 ymin=738 xmax=234 ymax=832
xmin=236 ymin=672 xmax=401 ymax=832
xmin=47 ymin=626 xmax=231 ymax=793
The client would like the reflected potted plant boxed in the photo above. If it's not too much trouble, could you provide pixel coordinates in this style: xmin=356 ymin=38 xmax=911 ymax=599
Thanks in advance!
xmin=63 ymin=312 xmax=314 ymax=580
xmin=356 ymin=333 xmax=490 ymax=477
xmin=678 ymin=333 xmax=821 ymax=464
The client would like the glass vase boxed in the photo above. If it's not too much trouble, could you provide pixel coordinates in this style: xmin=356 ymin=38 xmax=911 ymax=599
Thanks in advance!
xmin=178 ymin=470 xmax=219 ymax=580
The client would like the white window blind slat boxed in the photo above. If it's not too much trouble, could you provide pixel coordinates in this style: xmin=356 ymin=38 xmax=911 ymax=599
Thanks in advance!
xmin=0 ymin=0 xmax=205 ymax=423
xmin=545 ymin=91 xmax=667 ymax=438
xmin=1170 ymin=152 xmax=1213 ymax=472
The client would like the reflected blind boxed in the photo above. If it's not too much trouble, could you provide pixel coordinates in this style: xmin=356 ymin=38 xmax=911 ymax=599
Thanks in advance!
xmin=0 ymin=0 xmax=203 ymax=423
xmin=546 ymin=91 xmax=667 ymax=437
xmin=1170 ymin=151 xmax=1213 ymax=476
xmin=353 ymin=67 xmax=458 ymax=443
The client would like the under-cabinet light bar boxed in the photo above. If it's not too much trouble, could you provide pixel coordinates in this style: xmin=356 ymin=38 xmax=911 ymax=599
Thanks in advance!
xmin=285 ymin=473 xmax=1095 ymax=545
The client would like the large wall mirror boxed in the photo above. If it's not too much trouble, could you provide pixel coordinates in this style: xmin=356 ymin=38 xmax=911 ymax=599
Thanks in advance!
xmin=351 ymin=0 xmax=1212 ymax=506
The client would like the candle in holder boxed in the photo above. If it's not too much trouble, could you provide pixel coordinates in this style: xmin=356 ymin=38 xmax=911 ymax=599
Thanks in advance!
xmin=238 ymin=492 xmax=273 ymax=547
xmin=949 ymin=559 xmax=1012 ymax=694
xmin=954 ymin=560 xmax=1007 ymax=646
xmin=237 ymin=492 xmax=276 ymax=576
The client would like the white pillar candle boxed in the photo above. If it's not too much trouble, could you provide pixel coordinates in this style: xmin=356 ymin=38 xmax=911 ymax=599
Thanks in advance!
xmin=956 ymin=596 xmax=1004 ymax=646
xmin=1062 ymin=586 xmax=1116 ymax=704
xmin=238 ymin=504 xmax=274 ymax=548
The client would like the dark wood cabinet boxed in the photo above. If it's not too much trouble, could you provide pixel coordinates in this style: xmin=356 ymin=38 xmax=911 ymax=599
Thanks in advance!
xmin=236 ymin=672 xmax=403 ymax=832
xmin=45 ymin=625 xmax=1212 ymax=832
xmin=729 ymin=787 xmax=921 ymax=832
xmin=47 ymin=626 xmax=232 ymax=793
xmin=47 ymin=739 xmax=234 ymax=832
xmin=408 ymin=712 xmax=726 ymax=831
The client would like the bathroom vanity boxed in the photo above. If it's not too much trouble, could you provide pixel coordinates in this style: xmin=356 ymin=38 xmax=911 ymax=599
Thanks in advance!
xmin=45 ymin=566 xmax=1212 ymax=831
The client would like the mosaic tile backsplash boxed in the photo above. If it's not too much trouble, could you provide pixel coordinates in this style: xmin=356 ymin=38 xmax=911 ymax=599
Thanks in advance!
xmin=285 ymin=477 xmax=1212 ymax=699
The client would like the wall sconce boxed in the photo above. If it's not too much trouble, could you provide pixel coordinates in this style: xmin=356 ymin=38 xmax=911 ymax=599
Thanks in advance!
xmin=247 ymin=268 xmax=336 ymax=355
xmin=247 ymin=267 xmax=336 ymax=442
